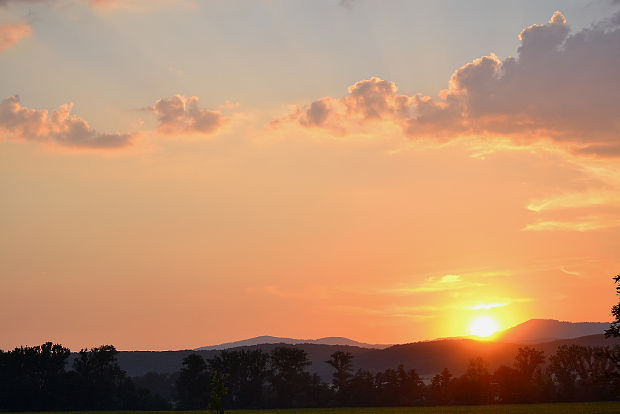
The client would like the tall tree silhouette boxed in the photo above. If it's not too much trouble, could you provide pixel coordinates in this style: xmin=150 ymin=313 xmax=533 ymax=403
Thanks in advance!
xmin=326 ymin=350 xmax=353 ymax=404
xmin=268 ymin=347 xmax=313 ymax=408
xmin=513 ymin=347 xmax=546 ymax=402
xmin=69 ymin=345 xmax=132 ymax=409
xmin=605 ymin=274 xmax=620 ymax=338
xmin=175 ymin=354 xmax=210 ymax=409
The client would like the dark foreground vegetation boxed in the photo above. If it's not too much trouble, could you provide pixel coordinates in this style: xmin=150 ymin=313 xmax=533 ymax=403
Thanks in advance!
xmin=2 ymin=275 xmax=620 ymax=412
xmin=1 ymin=342 xmax=619 ymax=412
xmin=4 ymin=402 xmax=620 ymax=414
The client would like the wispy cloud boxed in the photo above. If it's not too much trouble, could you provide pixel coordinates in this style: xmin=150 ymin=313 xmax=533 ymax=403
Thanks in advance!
xmin=384 ymin=274 xmax=482 ymax=295
xmin=560 ymin=267 xmax=581 ymax=276
xmin=0 ymin=23 xmax=30 ymax=52
xmin=524 ymin=215 xmax=620 ymax=232
xmin=465 ymin=297 xmax=533 ymax=310
xmin=527 ymin=190 xmax=620 ymax=212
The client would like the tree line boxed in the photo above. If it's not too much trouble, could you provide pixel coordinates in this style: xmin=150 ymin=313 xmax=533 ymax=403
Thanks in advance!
xmin=1 ymin=342 xmax=619 ymax=411
xmin=0 ymin=343 xmax=168 ymax=411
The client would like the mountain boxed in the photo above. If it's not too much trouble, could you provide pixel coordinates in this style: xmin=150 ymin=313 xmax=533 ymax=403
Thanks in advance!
xmin=110 ymin=334 xmax=620 ymax=381
xmin=195 ymin=335 xmax=391 ymax=350
xmin=495 ymin=319 xmax=611 ymax=344
xmin=102 ymin=319 xmax=617 ymax=380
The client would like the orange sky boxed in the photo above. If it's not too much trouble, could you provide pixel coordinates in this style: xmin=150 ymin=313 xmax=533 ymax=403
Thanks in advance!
xmin=1 ymin=1 xmax=619 ymax=350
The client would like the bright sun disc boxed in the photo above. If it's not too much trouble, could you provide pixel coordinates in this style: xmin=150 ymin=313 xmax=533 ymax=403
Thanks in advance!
xmin=469 ymin=316 xmax=498 ymax=338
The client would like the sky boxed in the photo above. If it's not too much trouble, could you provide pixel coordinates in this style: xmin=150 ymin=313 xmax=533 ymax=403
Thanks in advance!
xmin=1 ymin=0 xmax=620 ymax=351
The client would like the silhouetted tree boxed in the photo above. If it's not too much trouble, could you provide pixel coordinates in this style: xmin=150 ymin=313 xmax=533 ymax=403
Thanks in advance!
xmin=268 ymin=347 xmax=314 ymax=408
xmin=175 ymin=354 xmax=210 ymax=409
xmin=604 ymin=274 xmax=620 ymax=394
xmin=326 ymin=350 xmax=354 ymax=404
xmin=605 ymin=274 xmax=620 ymax=338
xmin=69 ymin=344 xmax=133 ymax=410
xmin=209 ymin=371 xmax=229 ymax=414
xmin=208 ymin=348 xmax=269 ymax=408
xmin=513 ymin=346 xmax=546 ymax=402
xmin=453 ymin=357 xmax=492 ymax=405
xmin=428 ymin=368 xmax=454 ymax=405
xmin=348 ymin=369 xmax=377 ymax=406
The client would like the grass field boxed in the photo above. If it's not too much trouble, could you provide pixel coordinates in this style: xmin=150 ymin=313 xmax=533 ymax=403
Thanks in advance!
xmin=9 ymin=402 xmax=620 ymax=414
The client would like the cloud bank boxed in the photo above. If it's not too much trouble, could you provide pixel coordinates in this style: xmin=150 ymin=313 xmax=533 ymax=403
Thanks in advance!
xmin=0 ymin=95 xmax=132 ymax=149
xmin=152 ymin=95 xmax=225 ymax=135
xmin=0 ymin=23 xmax=31 ymax=52
xmin=276 ymin=11 xmax=620 ymax=156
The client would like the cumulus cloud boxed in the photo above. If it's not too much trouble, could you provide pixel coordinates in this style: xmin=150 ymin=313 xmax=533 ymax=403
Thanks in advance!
xmin=277 ymin=11 xmax=620 ymax=156
xmin=0 ymin=95 xmax=132 ymax=149
xmin=0 ymin=23 xmax=31 ymax=52
xmin=151 ymin=95 xmax=225 ymax=135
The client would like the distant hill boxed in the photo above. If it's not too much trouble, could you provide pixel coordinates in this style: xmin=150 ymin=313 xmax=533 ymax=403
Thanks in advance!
xmin=105 ymin=343 xmax=372 ymax=379
xmin=108 ymin=335 xmax=620 ymax=381
xmin=195 ymin=335 xmax=392 ymax=350
xmin=99 ymin=319 xmax=617 ymax=381
xmin=495 ymin=319 xmax=611 ymax=344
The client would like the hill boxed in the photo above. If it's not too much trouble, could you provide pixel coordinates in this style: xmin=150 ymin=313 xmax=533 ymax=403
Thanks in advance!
xmin=195 ymin=335 xmax=391 ymax=350
xmin=96 ymin=319 xmax=617 ymax=381
xmin=106 ymin=334 xmax=620 ymax=381
xmin=495 ymin=319 xmax=611 ymax=344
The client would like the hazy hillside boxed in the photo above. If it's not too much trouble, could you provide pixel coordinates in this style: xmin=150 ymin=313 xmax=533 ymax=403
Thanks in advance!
xmin=100 ymin=343 xmax=372 ymax=379
xmin=496 ymin=319 xmax=611 ymax=343
xmin=104 ymin=336 xmax=620 ymax=381
xmin=92 ymin=319 xmax=618 ymax=381
xmin=195 ymin=335 xmax=391 ymax=350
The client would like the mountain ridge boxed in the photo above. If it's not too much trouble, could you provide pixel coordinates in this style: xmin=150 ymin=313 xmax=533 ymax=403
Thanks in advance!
xmin=195 ymin=335 xmax=392 ymax=350
xmin=494 ymin=318 xmax=610 ymax=344
xmin=194 ymin=319 xmax=611 ymax=351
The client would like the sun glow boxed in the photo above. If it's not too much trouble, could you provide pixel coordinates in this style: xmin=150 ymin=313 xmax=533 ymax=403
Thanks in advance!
xmin=469 ymin=316 xmax=499 ymax=338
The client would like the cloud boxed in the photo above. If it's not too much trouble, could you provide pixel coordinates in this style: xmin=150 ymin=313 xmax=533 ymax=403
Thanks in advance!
xmin=0 ymin=23 xmax=31 ymax=52
xmin=385 ymin=274 xmax=483 ymax=294
xmin=0 ymin=95 xmax=132 ymax=149
xmin=466 ymin=297 xmax=533 ymax=310
xmin=276 ymin=11 xmax=620 ymax=156
xmin=151 ymin=95 xmax=225 ymax=135
xmin=524 ymin=215 xmax=620 ymax=232
xmin=559 ymin=267 xmax=580 ymax=276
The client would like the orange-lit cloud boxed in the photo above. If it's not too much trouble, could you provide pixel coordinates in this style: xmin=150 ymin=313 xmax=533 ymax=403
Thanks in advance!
xmin=275 ymin=11 xmax=620 ymax=156
xmin=0 ymin=23 xmax=30 ymax=52
xmin=0 ymin=95 xmax=132 ymax=148
xmin=151 ymin=95 xmax=226 ymax=135
xmin=524 ymin=215 xmax=620 ymax=232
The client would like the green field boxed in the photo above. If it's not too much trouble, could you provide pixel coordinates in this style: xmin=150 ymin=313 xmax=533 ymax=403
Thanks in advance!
xmin=9 ymin=402 xmax=620 ymax=414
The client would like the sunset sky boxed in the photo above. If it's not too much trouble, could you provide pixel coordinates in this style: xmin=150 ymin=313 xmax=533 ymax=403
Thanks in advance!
xmin=1 ymin=0 xmax=620 ymax=351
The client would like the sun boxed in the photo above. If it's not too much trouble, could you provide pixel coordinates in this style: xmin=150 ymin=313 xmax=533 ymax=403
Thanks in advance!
xmin=469 ymin=316 xmax=499 ymax=338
